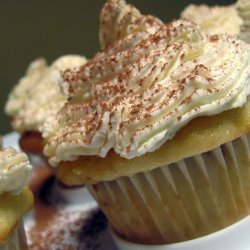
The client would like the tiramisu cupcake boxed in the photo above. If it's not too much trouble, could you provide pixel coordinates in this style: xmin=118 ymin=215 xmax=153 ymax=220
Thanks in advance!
xmin=43 ymin=0 xmax=250 ymax=245
xmin=0 ymin=147 xmax=33 ymax=249
xmin=5 ymin=55 xmax=87 ymax=156
xmin=181 ymin=3 xmax=242 ymax=36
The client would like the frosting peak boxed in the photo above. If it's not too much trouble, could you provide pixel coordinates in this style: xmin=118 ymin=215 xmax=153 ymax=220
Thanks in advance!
xmin=99 ymin=0 xmax=162 ymax=49
xmin=43 ymin=1 xmax=250 ymax=166
xmin=0 ymin=148 xmax=31 ymax=195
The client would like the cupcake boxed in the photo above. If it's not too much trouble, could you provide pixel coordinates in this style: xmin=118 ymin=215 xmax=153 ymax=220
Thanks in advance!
xmin=0 ymin=147 xmax=33 ymax=249
xmin=42 ymin=0 xmax=250 ymax=245
xmin=5 ymin=55 xmax=87 ymax=156
xmin=180 ymin=3 xmax=243 ymax=36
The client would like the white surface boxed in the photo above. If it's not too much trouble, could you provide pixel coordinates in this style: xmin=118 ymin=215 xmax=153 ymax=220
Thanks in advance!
xmin=112 ymin=216 xmax=250 ymax=250
xmin=2 ymin=132 xmax=20 ymax=150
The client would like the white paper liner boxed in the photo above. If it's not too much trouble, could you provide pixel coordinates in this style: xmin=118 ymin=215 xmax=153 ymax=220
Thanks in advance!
xmin=0 ymin=221 xmax=28 ymax=250
xmin=88 ymin=134 xmax=250 ymax=244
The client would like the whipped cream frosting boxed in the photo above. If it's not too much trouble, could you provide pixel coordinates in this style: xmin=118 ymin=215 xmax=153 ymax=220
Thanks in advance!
xmin=5 ymin=59 xmax=47 ymax=117
xmin=181 ymin=4 xmax=242 ymax=35
xmin=43 ymin=0 xmax=250 ymax=166
xmin=0 ymin=148 xmax=31 ymax=195
xmin=5 ymin=55 xmax=87 ymax=133
xmin=99 ymin=0 xmax=162 ymax=49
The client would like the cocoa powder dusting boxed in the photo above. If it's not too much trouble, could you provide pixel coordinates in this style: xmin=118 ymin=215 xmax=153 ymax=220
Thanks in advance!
xmin=26 ymin=166 xmax=109 ymax=250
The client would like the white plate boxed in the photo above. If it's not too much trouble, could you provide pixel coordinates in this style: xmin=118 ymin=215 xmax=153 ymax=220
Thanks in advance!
xmin=2 ymin=132 xmax=20 ymax=150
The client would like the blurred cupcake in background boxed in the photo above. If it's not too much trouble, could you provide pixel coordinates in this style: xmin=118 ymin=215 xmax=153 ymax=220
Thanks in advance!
xmin=5 ymin=55 xmax=87 ymax=158
xmin=0 ymin=147 xmax=33 ymax=250
xmin=180 ymin=3 xmax=242 ymax=36
xmin=5 ymin=55 xmax=91 ymax=205
xmin=236 ymin=0 xmax=250 ymax=42
xmin=41 ymin=0 xmax=250 ymax=245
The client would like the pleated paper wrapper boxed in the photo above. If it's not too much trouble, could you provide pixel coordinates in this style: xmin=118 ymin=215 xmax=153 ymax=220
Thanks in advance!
xmin=0 ymin=221 xmax=28 ymax=250
xmin=88 ymin=134 xmax=250 ymax=244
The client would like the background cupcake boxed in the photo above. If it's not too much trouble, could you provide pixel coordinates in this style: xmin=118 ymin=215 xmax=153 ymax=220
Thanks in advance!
xmin=0 ymin=147 xmax=33 ymax=249
xmin=180 ymin=0 xmax=250 ymax=44
xmin=42 ymin=0 xmax=250 ymax=245
xmin=5 ymin=55 xmax=87 ymax=156
xmin=180 ymin=3 xmax=242 ymax=36
xmin=236 ymin=0 xmax=250 ymax=42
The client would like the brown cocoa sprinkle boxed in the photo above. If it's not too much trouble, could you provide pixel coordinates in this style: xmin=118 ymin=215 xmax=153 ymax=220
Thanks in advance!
xmin=206 ymin=77 xmax=213 ymax=82
xmin=210 ymin=35 xmax=219 ymax=42
xmin=130 ymin=108 xmax=140 ymax=115
xmin=168 ymin=90 xmax=176 ymax=98
xmin=144 ymin=113 xmax=151 ymax=118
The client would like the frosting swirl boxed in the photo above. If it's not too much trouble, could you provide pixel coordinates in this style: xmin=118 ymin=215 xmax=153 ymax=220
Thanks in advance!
xmin=181 ymin=4 xmax=242 ymax=35
xmin=43 ymin=0 xmax=250 ymax=166
xmin=5 ymin=55 xmax=87 ymax=133
xmin=0 ymin=148 xmax=31 ymax=195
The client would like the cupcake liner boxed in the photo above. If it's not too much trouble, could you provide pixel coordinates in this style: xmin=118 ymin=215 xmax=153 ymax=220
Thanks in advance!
xmin=0 ymin=221 xmax=28 ymax=250
xmin=87 ymin=134 xmax=250 ymax=244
